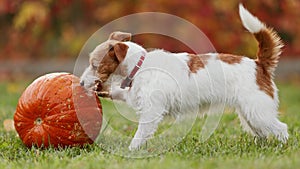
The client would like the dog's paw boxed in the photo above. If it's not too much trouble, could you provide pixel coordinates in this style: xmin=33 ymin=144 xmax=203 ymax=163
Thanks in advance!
xmin=277 ymin=131 xmax=289 ymax=143
xmin=128 ymin=138 xmax=144 ymax=151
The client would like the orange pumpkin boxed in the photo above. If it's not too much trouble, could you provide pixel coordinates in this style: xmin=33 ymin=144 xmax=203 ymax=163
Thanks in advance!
xmin=14 ymin=73 xmax=102 ymax=148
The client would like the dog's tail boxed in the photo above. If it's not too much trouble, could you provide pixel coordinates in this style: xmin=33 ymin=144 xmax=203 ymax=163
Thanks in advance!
xmin=239 ymin=4 xmax=283 ymax=74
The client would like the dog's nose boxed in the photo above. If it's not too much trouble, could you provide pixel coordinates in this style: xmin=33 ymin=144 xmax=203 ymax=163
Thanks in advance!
xmin=80 ymin=80 xmax=84 ymax=86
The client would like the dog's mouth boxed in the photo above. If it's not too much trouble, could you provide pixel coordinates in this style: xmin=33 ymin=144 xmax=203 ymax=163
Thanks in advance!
xmin=94 ymin=80 xmax=103 ymax=92
xmin=94 ymin=80 xmax=110 ymax=98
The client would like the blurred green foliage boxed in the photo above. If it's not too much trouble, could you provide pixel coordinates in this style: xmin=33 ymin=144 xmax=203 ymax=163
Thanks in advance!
xmin=0 ymin=0 xmax=299 ymax=61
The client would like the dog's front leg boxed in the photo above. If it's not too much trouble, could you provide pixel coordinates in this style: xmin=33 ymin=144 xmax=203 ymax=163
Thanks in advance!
xmin=110 ymin=85 xmax=128 ymax=101
xmin=129 ymin=109 xmax=164 ymax=151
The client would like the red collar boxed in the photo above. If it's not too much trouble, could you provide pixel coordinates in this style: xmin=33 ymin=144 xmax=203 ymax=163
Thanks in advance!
xmin=120 ymin=55 xmax=145 ymax=89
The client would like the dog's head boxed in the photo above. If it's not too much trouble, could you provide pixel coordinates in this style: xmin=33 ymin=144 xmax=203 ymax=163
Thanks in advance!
xmin=80 ymin=31 xmax=131 ymax=91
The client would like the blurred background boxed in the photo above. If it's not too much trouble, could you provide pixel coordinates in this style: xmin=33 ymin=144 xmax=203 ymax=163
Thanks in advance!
xmin=0 ymin=0 xmax=299 ymax=81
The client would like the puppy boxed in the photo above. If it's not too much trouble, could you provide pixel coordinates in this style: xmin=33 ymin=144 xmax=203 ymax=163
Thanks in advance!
xmin=80 ymin=4 xmax=288 ymax=150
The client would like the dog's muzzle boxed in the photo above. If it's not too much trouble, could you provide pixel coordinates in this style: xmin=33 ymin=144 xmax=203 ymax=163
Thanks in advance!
xmin=94 ymin=80 xmax=103 ymax=92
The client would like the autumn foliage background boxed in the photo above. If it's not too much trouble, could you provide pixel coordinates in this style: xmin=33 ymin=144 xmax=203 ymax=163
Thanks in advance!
xmin=0 ymin=0 xmax=299 ymax=69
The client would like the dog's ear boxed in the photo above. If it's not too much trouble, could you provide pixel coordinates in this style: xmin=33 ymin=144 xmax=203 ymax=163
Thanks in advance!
xmin=109 ymin=42 xmax=128 ymax=62
xmin=109 ymin=31 xmax=131 ymax=41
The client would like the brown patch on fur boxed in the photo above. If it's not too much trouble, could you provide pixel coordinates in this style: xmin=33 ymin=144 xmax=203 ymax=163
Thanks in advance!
xmin=254 ymin=29 xmax=283 ymax=73
xmin=255 ymin=61 xmax=274 ymax=98
xmin=113 ymin=43 xmax=128 ymax=62
xmin=96 ymin=42 xmax=128 ymax=84
xmin=218 ymin=53 xmax=243 ymax=64
xmin=109 ymin=31 xmax=131 ymax=41
xmin=187 ymin=54 xmax=209 ymax=73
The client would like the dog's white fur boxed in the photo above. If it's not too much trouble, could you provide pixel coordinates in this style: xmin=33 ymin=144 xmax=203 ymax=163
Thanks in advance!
xmin=80 ymin=4 xmax=288 ymax=150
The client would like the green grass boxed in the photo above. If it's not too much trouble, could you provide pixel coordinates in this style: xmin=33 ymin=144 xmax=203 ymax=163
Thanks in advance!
xmin=0 ymin=80 xmax=300 ymax=169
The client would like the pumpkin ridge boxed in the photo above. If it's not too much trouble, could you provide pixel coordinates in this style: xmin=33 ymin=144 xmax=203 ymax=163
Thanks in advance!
xmin=23 ymin=77 xmax=48 ymax=117
xmin=44 ymin=122 xmax=93 ymax=145
xmin=37 ymin=74 xmax=71 ymax=110
xmin=14 ymin=111 xmax=34 ymax=122
xmin=16 ymin=96 xmax=40 ymax=120
xmin=22 ymin=125 xmax=47 ymax=145
xmin=41 ymin=124 xmax=79 ymax=145
xmin=44 ymin=103 xmax=74 ymax=118
xmin=43 ymin=111 xmax=78 ymax=122
xmin=42 ymin=121 xmax=77 ymax=131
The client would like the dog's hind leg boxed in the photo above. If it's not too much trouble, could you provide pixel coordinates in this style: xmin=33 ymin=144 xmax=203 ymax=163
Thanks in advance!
xmin=237 ymin=96 xmax=289 ymax=142
xmin=236 ymin=109 xmax=256 ymax=135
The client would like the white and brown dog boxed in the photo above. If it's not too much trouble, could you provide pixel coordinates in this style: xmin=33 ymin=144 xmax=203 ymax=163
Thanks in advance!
xmin=80 ymin=4 xmax=288 ymax=150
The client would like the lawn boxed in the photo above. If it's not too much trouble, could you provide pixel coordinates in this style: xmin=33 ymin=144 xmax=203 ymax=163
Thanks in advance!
xmin=0 ymin=80 xmax=300 ymax=169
